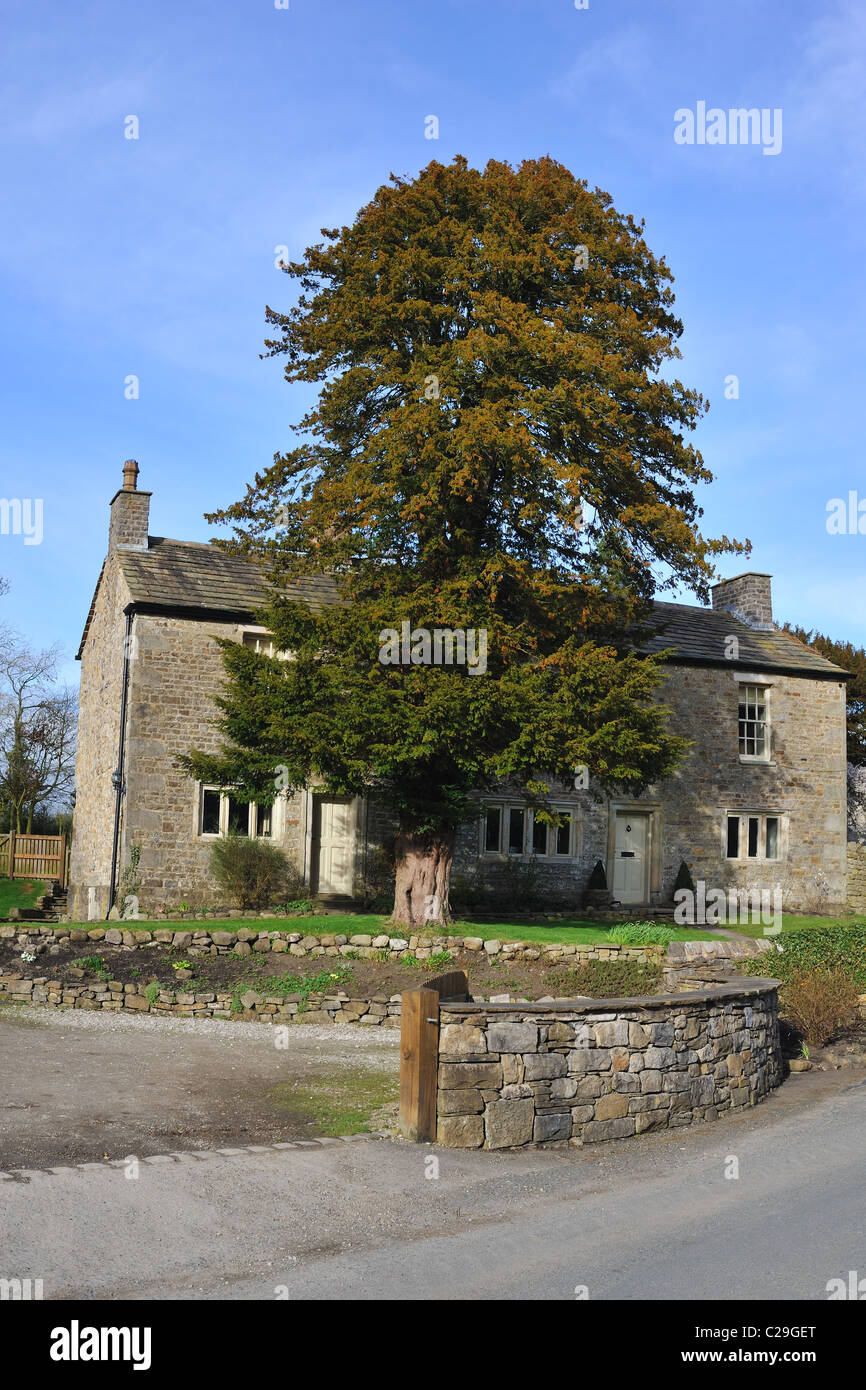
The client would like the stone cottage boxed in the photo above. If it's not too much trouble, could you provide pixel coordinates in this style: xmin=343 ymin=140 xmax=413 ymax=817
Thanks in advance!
xmin=68 ymin=463 xmax=849 ymax=920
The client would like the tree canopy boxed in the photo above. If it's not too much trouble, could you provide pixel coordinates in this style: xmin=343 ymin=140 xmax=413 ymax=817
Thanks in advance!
xmin=185 ymin=156 xmax=746 ymax=922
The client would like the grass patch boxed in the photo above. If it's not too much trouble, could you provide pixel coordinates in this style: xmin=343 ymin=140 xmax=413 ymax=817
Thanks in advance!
xmin=548 ymin=958 xmax=664 ymax=998
xmin=0 ymin=878 xmax=47 ymax=915
xmin=78 ymin=915 xmax=731 ymax=945
xmin=728 ymin=914 xmax=866 ymax=939
xmin=266 ymin=1067 xmax=398 ymax=1137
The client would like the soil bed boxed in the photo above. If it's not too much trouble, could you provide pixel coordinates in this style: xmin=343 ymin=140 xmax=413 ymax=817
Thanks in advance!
xmin=0 ymin=935 xmax=661 ymax=1003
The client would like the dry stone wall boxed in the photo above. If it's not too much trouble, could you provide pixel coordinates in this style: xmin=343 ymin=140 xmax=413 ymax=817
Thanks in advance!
xmin=0 ymin=924 xmax=776 ymax=1028
xmin=435 ymin=979 xmax=783 ymax=1149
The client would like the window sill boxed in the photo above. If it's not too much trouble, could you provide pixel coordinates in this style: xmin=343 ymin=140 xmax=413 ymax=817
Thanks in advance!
xmin=738 ymin=757 xmax=776 ymax=767
xmin=725 ymin=858 xmax=783 ymax=864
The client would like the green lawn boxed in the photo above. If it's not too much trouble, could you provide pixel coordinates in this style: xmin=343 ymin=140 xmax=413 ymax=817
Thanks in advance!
xmin=0 ymin=877 xmax=47 ymax=916
xmin=113 ymin=913 xmax=723 ymax=944
xmin=723 ymin=913 xmax=866 ymax=939
xmin=81 ymin=911 xmax=866 ymax=948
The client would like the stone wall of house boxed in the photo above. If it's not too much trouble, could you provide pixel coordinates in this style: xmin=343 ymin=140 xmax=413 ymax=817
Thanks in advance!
xmin=451 ymin=784 xmax=608 ymax=908
xmin=435 ymin=979 xmax=783 ymax=1149
xmin=654 ymin=667 xmax=847 ymax=912
xmin=120 ymin=612 xmax=308 ymax=912
xmin=70 ymin=558 xmax=847 ymax=919
xmin=449 ymin=666 xmax=847 ymax=915
xmin=847 ymin=842 xmax=866 ymax=913
xmin=68 ymin=556 xmax=133 ymax=922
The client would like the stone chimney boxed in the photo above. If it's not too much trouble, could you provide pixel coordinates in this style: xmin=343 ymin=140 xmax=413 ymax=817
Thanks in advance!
xmin=711 ymin=572 xmax=774 ymax=630
xmin=108 ymin=459 xmax=151 ymax=552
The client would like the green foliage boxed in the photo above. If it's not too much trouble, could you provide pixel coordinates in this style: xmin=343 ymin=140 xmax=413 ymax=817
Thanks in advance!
xmin=673 ymin=860 xmax=695 ymax=894
xmin=185 ymin=156 xmax=745 ymax=856
xmin=208 ymin=832 xmax=294 ymax=908
xmin=763 ymin=924 xmax=866 ymax=988
xmin=549 ymin=958 xmax=663 ymax=998
xmin=231 ymin=965 xmax=355 ymax=1015
xmin=427 ymin=949 xmax=453 ymax=970
xmin=144 ymin=981 xmax=160 ymax=1007
xmin=608 ymin=920 xmax=677 ymax=944
xmin=114 ymin=843 xmax=142 ymax=910
xmin=72 ymin=955 xmax=110 ymax=980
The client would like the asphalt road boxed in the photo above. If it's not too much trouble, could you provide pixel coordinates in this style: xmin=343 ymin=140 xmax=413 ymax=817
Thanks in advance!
xmin=3 ymin=1064 xmax=865 ymax=1301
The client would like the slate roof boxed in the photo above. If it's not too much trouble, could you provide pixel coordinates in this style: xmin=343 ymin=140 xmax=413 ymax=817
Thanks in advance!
xmin=77 ymin=537 xmax=848 ymax=680
xmin=638 ymin=601 xmax=846 ymax=678
xmin=115 ymin=536 xmax=340 ymax=615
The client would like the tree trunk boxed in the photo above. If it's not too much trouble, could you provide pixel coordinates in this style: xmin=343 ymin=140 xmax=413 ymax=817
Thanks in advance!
xmin=391 ymin=826 xmax=455 ymax=928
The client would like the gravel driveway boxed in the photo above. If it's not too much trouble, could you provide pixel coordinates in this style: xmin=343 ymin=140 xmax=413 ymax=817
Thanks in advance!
xmin=0 ymin=1003 xmax=399 ymax=1170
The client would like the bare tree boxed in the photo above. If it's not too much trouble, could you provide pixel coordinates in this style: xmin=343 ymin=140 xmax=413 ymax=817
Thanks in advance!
xmin=0 ymin=640 xmax=77 ymax=833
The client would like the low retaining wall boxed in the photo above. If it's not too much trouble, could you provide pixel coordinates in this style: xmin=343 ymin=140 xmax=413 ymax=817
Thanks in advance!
xmin=0 ymin=972 xmax=403 ymax=1025
xmin=435 ymin=978 xmax=783 ymax=1149
xmin=0 ymin=924 xmax=778 ymax=1030
xmin=0 ymin=922 xmax=775 ymax=967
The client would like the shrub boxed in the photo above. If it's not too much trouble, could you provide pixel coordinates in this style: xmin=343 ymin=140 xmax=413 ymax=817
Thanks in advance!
xmin=548 ymin=959 xmax=663 ymax=998
xmin=209 ymin=832 xmax=294 ymax=908
xmin=781 ymin=968 xmax=862 ymax=1046
xmin=608 ymin=921 xmax=677 ymax=945
xmin=768 ymin=924 xmax=866 ymax=988
xmin=587 ymin=860 xmax=608 ymax=891
xmin=674 ymin=860 xmax=696 ymax=894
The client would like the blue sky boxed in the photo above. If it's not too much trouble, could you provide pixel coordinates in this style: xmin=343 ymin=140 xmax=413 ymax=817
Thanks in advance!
xmin=1 ymin=0 xmax=864 ymax=683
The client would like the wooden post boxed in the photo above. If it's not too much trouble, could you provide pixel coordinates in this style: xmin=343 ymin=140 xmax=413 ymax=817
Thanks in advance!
xmin=8 ymin=830 xmax=16 ymax=881
xmin=398 ymin=987 xmax=440 ymax=1143
xmin=58 ymin=834 xmax=67 ymax=890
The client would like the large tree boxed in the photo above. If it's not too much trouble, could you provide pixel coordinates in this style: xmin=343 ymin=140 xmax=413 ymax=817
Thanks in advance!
xmin=186 ymin=156 xmax=746 ymax=925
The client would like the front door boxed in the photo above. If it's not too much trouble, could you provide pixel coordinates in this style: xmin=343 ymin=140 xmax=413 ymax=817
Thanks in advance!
xmin=612 ymin=812 xmax=648 ymax=904
xmin=311 ymin=796 xmax=355 ymax=897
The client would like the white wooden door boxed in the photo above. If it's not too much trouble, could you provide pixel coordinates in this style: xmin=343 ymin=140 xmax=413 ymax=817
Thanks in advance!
xmin=612 ymin=813 xmax=648 ymax=904
xmin=312 ymin=797 xmax=354 ymax=896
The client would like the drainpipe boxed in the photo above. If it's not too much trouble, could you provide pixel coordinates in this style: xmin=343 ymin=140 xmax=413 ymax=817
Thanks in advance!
xmin=107 ymin=605 xmax=134 ymax=918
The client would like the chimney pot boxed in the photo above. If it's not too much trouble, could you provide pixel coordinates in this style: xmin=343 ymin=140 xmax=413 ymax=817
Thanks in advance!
xmin=122 ymin=459 xmax=140 ymax=492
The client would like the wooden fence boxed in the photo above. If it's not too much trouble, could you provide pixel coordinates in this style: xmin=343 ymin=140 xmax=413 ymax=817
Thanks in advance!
xmin=0 ymin=833 xmax=67 ymax=888
xmin=398 ymin=970 xmax=471 ymax=1142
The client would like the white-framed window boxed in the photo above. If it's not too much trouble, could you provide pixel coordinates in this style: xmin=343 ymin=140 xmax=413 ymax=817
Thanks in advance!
xmin=738 ymin=682 xmax=770 ymax=760
xmin=725 ymin=812 xmax=782 ymax=861
xmin=481 ymin=803 xmax=575 ymax=858
xmin=198 ymin=786 xmax=274 ymax=839
xmin=240 ymin=627 xmax=294 ymax=661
